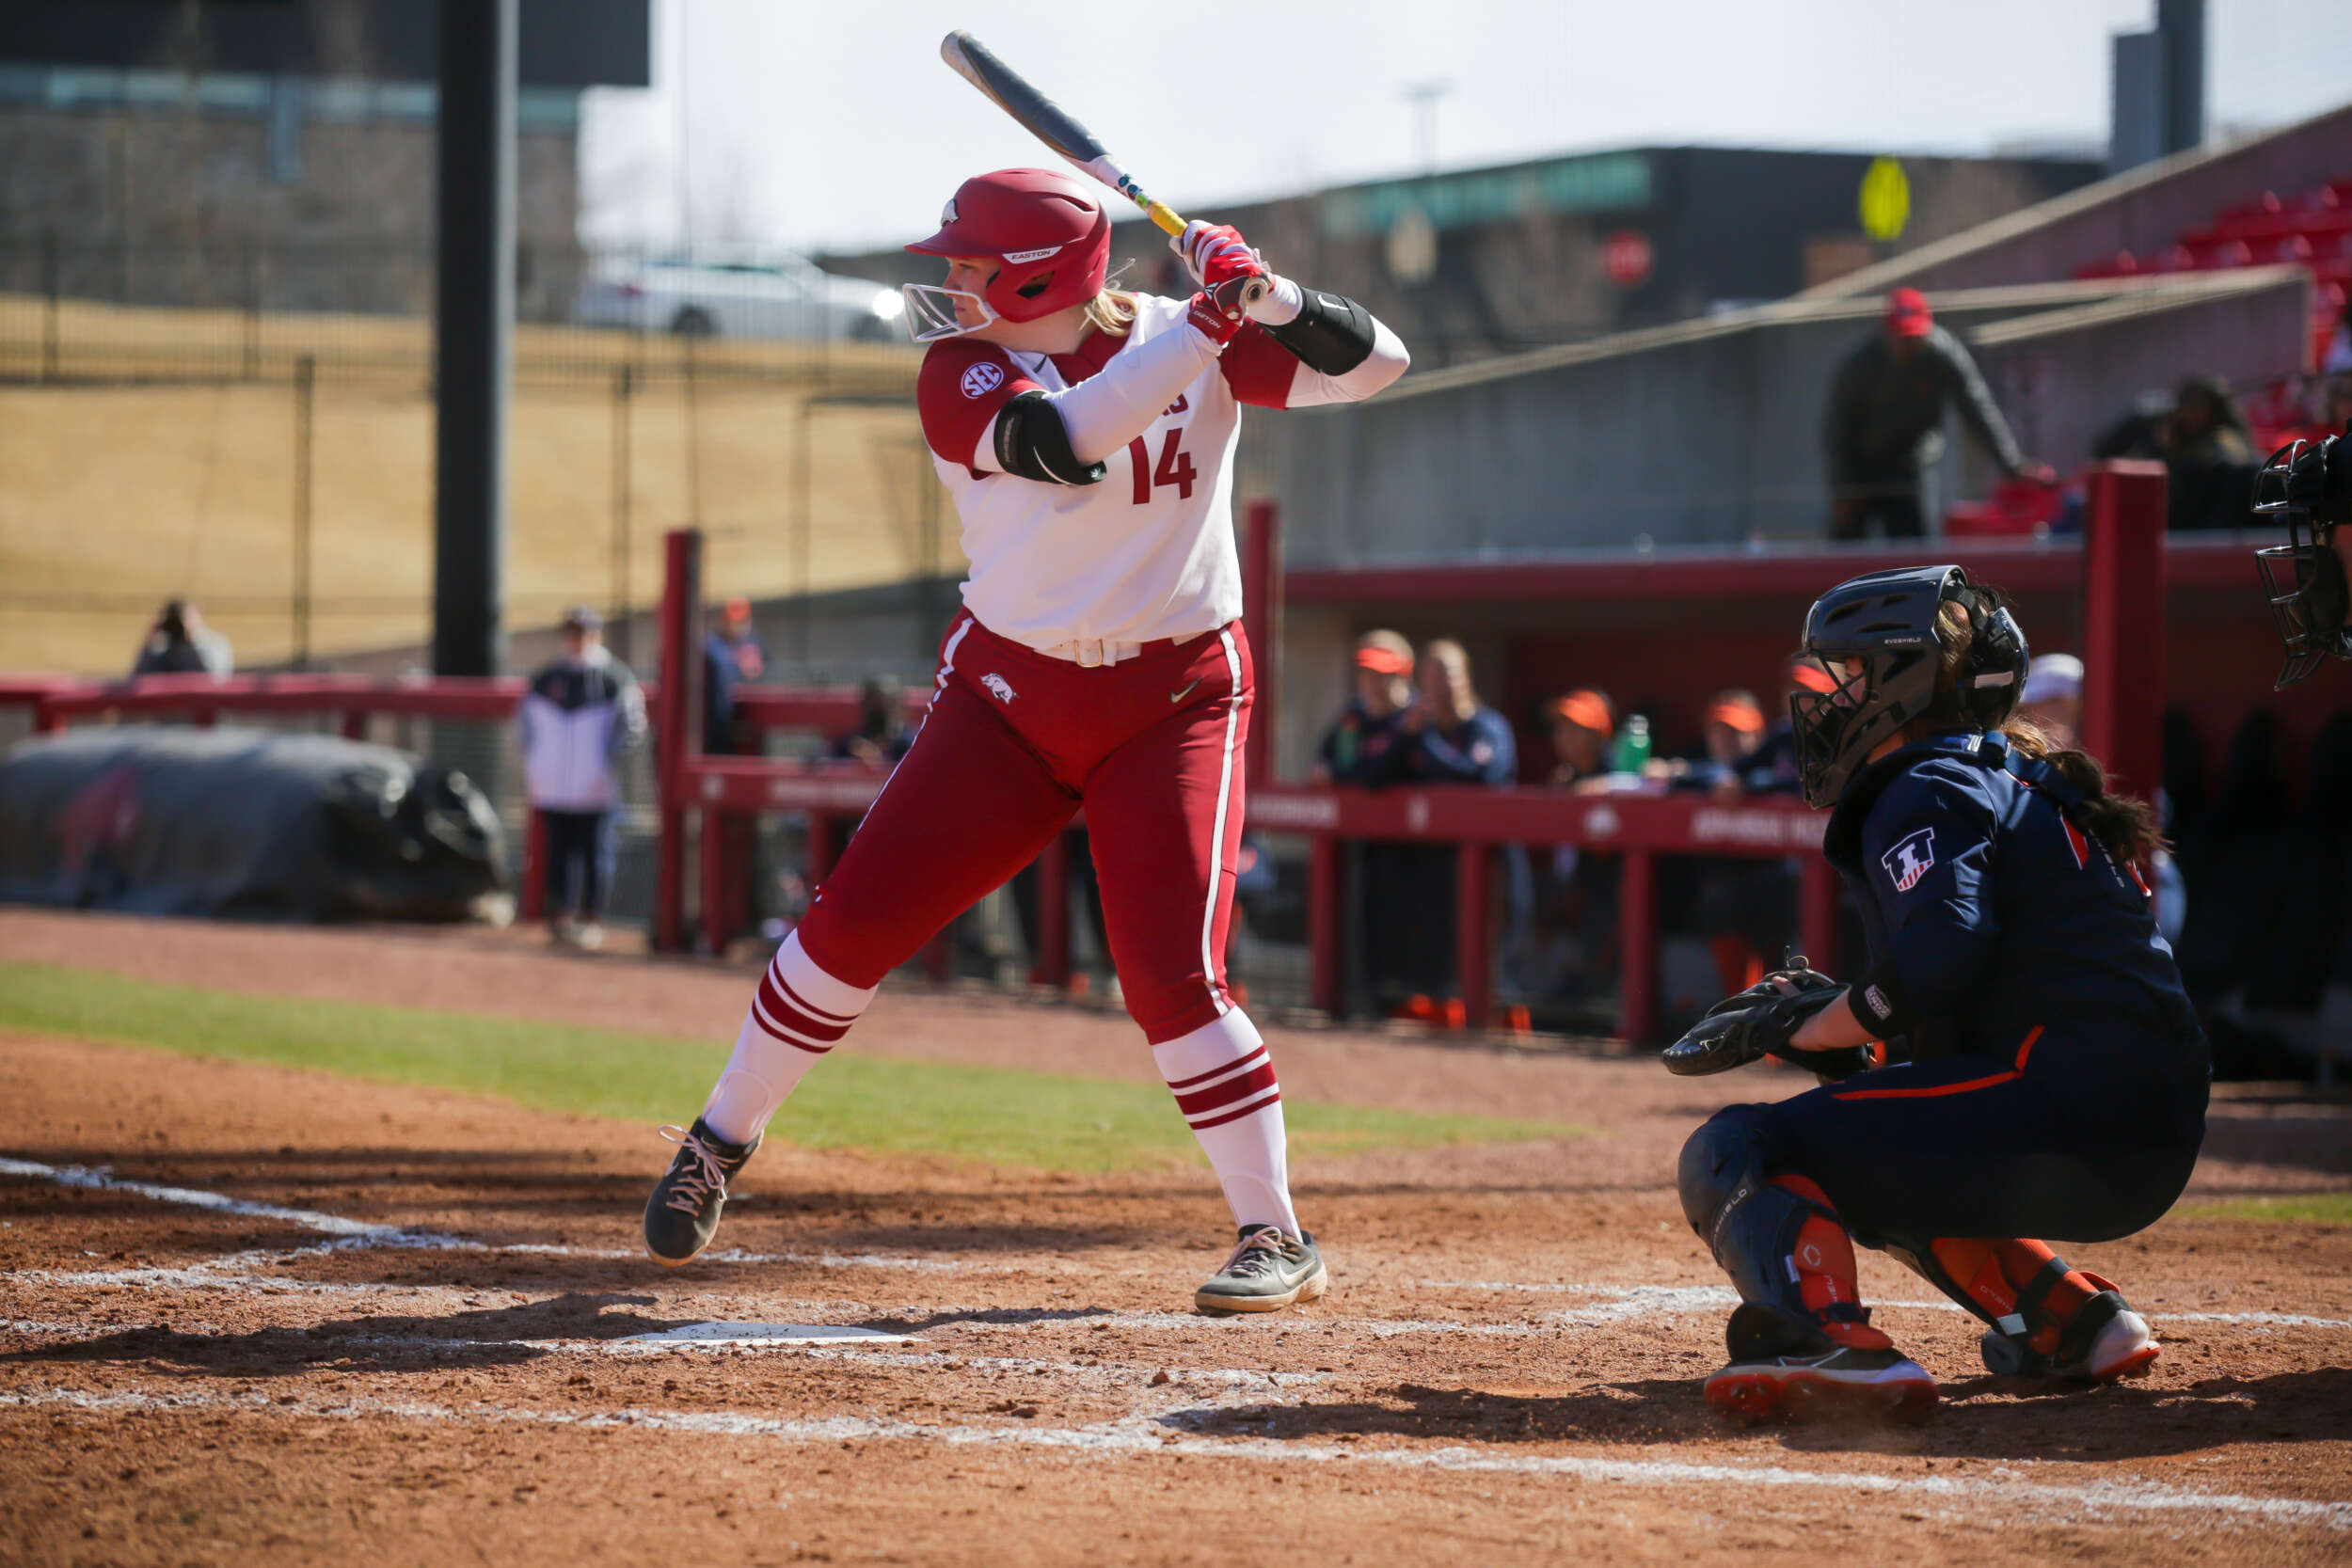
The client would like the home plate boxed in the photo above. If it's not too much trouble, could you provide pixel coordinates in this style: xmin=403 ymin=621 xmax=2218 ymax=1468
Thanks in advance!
xmin=617 ymin=1323 xmax=914 ymax=1348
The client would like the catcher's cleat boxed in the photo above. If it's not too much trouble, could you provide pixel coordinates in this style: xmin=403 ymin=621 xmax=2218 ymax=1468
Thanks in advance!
xmin=1194 ymin=1226 xmax=1327 ymax=1315
xmin=1981 ymin=1282 xmax=2159 ymax=1383
xmin=1706 ymin=1344 xmax=1939 ymax=1424
xmin=643 ymin=1118 xmax=759 ymax=1267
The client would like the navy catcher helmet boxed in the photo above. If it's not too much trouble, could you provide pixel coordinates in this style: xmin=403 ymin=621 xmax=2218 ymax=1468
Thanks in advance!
xmin=1791 ymin=564 xmax=2028 ymax=809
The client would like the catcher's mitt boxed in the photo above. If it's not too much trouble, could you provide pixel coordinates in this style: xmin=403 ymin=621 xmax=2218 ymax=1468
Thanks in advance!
xmin=1661 ymin=959 xmax=1849 ymax=1078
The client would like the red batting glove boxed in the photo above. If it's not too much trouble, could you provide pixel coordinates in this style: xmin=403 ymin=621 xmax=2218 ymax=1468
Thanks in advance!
xmin=1185 ymin=277 xmax=1255 ymax=345
xmin=1174 ymin=219 xmax=1266 ymax=290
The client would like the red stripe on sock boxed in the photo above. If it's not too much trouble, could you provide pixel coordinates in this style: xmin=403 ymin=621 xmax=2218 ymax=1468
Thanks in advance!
xmin=757 ymin=970 xmax=850 ymax=1042
xmin=775 ymin=971 xmax=857 ymax=1024
xmin=1187 ymin=1087 xmax=1281 ymax=1131
xmin=1164 ymin=1047 xmax=1267 ymax=1094
xmin=1173 ymin=1059 xmax=1279 ymax=1119
xmin=749 ymin=998 xmax=834 ymax=1054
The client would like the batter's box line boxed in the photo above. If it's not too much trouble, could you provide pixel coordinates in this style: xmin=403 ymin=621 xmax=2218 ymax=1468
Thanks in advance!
xmin=1 ymin=1384 xmax=2345 ymax=1532
xmin=1412 ymin=1279 xmax=2352 ymax=1332
xmin=0 ymin=1155 xmax=1001 ymax=1277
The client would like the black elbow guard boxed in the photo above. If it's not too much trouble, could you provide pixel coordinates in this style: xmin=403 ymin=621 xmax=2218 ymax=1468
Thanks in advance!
xmin=1263 ymin=289 xmax=1376 ymax=376
xmin=993 ymin=390 xmax=1105 ymax=485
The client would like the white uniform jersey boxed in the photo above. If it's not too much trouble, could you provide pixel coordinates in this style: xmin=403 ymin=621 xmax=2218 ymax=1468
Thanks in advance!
xmin=915 ymin=293 xmax=1324 ymax=653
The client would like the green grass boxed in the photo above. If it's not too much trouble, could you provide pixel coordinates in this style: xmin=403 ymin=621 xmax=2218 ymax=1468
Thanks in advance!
xmin=0 ymin=960 xmax=1581 ymax=1173
xmin=2183 ymin=1193 xmax=2352 ymax=1224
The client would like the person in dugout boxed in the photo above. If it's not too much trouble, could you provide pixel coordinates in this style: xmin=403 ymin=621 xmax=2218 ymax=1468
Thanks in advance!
xmin=1663 ymin=564 xmax=2209 ymax=1421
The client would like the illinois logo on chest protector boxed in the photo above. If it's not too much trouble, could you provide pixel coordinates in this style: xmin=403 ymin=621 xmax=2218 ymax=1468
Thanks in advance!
xmin=1882 ymin=828 xmax=1936 ymax=893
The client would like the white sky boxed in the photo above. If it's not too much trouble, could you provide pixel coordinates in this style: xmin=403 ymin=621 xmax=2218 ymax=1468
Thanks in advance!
xmin=576 ymin=0 xmax=2352 ymax=256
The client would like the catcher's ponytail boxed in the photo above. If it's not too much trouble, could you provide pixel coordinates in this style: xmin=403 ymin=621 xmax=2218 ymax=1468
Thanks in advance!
xmin=1997 ymin=717 xmax=2167 ymax=864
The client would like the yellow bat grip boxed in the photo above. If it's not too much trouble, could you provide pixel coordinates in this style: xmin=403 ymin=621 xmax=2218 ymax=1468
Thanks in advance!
xmin=1141 ymin=198 xmax=1185 ymax=237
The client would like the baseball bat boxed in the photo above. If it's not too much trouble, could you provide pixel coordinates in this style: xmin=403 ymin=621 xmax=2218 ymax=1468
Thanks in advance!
xmin=940 ymin=31 xmax=1271 ymax=312
xmin=939 ymin=31 xmax=1187 ymax=238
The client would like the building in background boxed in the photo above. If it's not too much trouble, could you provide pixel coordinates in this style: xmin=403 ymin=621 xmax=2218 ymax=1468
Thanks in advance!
xmin=828 ymin=145 xmax=2103 ymax=369
xmin=0 ymin=0 xmax=647 ymax=320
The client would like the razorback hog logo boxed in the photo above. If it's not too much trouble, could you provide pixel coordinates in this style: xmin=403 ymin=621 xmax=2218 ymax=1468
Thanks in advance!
xmin=980 ymin=673 xmax=1017 ymax=705
xmin=1882 ymin=828 xmax=1936 ymax=893
xmin=960 ymin=361 xmax=1005 ymax=399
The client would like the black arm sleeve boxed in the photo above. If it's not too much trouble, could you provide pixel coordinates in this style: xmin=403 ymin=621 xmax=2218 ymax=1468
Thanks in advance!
xmin=992 ymin=389 xmax=1107 ymax=485
xmin=1263 ymin=289 xmax=1378 ymax=376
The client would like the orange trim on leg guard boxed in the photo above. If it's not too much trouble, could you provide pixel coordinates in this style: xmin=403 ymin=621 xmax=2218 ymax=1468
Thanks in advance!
xmin=1931 ymin=1237 xmax=2106 ymax=1355
xmin=1770 ymin=1176 xmax=1894 ymax=1352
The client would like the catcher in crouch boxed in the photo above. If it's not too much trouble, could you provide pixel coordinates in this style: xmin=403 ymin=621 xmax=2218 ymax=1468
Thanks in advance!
xmin=1665 ymin=564 xmax=2208 ymax=1421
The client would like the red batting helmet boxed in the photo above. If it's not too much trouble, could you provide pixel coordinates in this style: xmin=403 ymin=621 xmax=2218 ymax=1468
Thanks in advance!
xmin=905 ymin=168 xmax=1112 ymax=330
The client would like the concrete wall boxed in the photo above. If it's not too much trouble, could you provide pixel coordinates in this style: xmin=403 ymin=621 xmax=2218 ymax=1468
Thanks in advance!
xmin=1238 ymin=271 xmax=2311 ymax=568
xmin=1806 ymin=99 xmax=2352 ymax=299
xmin=0 ymin=102 xmax=581 ymax=318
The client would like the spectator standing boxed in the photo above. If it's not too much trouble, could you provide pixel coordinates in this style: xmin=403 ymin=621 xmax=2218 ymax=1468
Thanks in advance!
xmin=1395 ymin=639 xmax=1525 ymax=1003
xmin=830 ymin=678 xmax=916 ymax=767
xmin=1740 ymin=657 xmax=1836 ymax=796
xmin=521 ymin=607 xmax=646 ymax=950
xmin=1315 ymin=630 xmax=1416 ymax=785
xmin=2020 ymin=653 xmax=2085 ymax=749
xmin=1823 ymin=288 xmax=2050 ymax=540
xmin=1546 ymin=688 xmax=1616 ymax=790
xmin=2163 ymin=378 xmax=2261 ymax=531
xmin=1657 ymin=689 xmax=1769 ymax=798
xmin=702 ymin=597 xmax=768 ymax=755
xmin=1315 ymin=630 xmax=1418 ymax=1012
xmin=130 ymin=598 xmax=233 ymax=678
xmin=1530 ymin=688 xmax=1621 ymax=1006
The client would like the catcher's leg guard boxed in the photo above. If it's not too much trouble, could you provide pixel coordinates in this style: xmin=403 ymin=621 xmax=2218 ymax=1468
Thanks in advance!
xmin=1678 ymin=1111 xmax=1896 ymax=1355
xmin=1884 ymin=1236 xmax=2157 ymax=1382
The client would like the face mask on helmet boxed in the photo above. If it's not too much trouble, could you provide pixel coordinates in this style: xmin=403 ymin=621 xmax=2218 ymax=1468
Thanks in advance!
xmin=1789 ymin=565 xmax=2021 ymax=808
xmin=2253 ymin=436 xmax=2352 ymax=688
xmin=899 ymin=280 xmax=997 ymax=343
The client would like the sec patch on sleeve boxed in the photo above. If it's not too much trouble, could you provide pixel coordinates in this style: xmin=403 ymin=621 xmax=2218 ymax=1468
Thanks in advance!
xmin=1883 ymin=828 xmax=1936 ymax=893
xmin=961 ymin=361 xmax=1006 ymax=399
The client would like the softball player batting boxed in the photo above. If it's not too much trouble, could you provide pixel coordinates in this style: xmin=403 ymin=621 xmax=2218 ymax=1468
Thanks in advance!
xmin=644 ymin=167 xmax=1408 ymax=1312
xmin=1664 ymin=566 xmax=2209 ymax=1420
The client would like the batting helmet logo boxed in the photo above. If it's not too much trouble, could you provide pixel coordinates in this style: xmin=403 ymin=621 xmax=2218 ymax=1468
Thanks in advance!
xmin=960 ymin=362 xmax=1005 ymax=399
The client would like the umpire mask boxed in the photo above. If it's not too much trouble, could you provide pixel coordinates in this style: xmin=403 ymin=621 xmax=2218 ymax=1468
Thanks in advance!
xmin=2254 ymin=436 xmax=2352 ymax=689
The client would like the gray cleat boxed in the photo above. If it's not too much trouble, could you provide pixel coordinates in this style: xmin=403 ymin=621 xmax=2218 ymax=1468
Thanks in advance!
xmin=1194 ymin=1225 xmax=1327 ymax=1315
xmin=643 ymin=1118 xmax=759 ymax=1267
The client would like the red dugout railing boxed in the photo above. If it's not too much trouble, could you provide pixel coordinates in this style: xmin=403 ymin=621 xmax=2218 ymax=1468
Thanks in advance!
xmin=651 ymin=461 xmax=2169 ymax=1043
xmin=4 ymin=462 xmax=2168 ymax=1045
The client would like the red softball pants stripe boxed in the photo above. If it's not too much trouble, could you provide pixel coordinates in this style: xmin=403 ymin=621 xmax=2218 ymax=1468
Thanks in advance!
xmin=793 ymin=611 xmax=1254 ymax=1045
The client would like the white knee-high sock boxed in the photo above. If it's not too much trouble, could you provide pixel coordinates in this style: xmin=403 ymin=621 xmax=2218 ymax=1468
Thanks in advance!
xmin=1152 ymin=1009 xmax=1300 ymax=1238
xmin=700 ymin=930 xmax=877 ymax=1146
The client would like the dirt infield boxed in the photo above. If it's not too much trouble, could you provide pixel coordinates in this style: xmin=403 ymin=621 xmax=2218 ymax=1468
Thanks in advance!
xmin=2 ymin=911 xmax=2349 ymax=1564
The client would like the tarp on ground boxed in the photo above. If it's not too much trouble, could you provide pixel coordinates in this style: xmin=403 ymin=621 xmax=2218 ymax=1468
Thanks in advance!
xmin=0 ymin=725 xmax=507 ymax=920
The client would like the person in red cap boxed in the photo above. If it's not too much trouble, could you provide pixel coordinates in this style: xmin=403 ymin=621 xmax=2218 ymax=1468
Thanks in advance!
xmin=644 ymin=165 xmax=1409 ymax=1315
xmin=1822 ymin=287 xmax=2051 ymax=540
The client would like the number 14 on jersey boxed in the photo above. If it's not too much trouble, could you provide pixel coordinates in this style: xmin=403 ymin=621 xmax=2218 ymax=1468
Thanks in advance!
xmin=1128 ymin=429 xmax=1197 ymax=503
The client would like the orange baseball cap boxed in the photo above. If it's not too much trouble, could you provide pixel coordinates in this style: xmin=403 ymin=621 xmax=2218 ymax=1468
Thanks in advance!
xmin=1788 ymin=660 xmax=1839 ymax=696
xmin=1708 ymin=699 xmax=1764 ymax=734
xmin=1549 ymin=689 xmax=1613 ymax=737
xmin=1355 ymin=645 xmax=1413 ymax=676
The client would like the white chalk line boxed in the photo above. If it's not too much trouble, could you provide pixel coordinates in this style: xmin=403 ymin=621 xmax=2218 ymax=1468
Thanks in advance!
xmin=9 ymin=1158 xmax=2346 ymax=1338
xmin=1419 ymin=1280 xmax=2352 ymax=1334
xmin=3 ymin=1384 xmax=2345 ymax=1531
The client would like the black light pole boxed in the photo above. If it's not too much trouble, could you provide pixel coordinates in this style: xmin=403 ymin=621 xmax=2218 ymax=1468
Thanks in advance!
xmin=432 ymin=0 xmax=516 ymax=677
